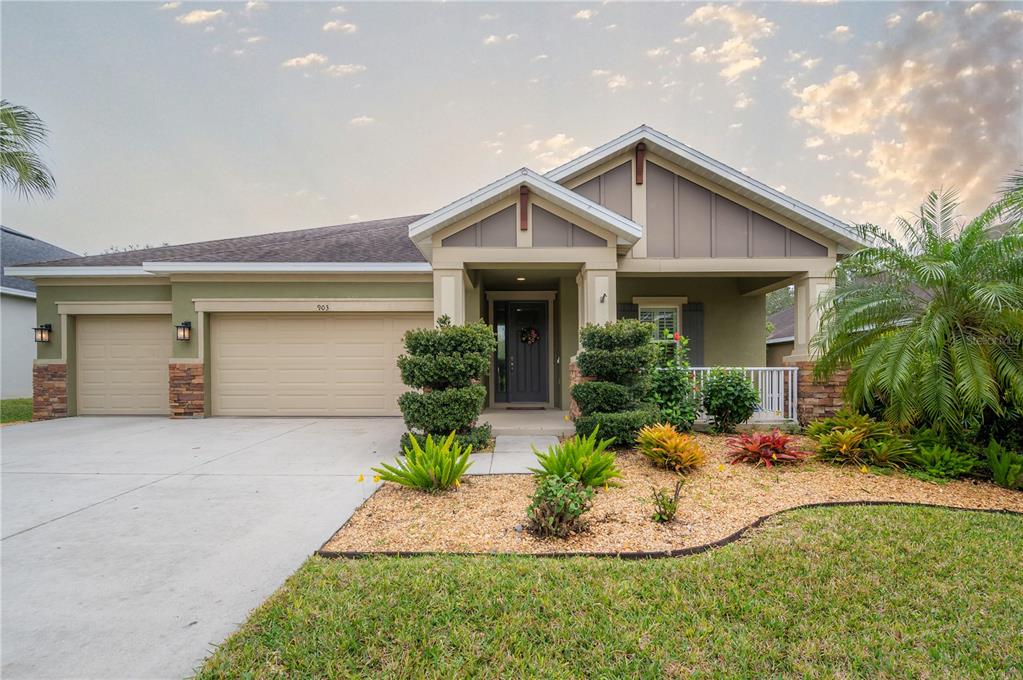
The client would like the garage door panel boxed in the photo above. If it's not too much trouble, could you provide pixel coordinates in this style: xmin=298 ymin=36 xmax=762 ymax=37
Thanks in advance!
xmin=76 ymin=315 xmax=171 ymax=415
xmin=212 ymin=312 xmax=431 ymax=416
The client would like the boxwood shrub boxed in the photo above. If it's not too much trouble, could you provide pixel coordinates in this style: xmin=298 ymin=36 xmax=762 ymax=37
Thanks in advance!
xmin=398 ymin=384 xmax=487 ymax=434
xmin=571 ymin=381 xmax=632 ymax=416
xmin=401 ymin=423 xmax=492 ymax=455
xmin=576 ymin=346 xmax=658 ymax=385
xmin=398 ymin=353 xmax=490 ymax=390
xmin=579 ymin=320 xmax=651 ymax=351
xmin=574 ymin=407 xmax=661 ymax=447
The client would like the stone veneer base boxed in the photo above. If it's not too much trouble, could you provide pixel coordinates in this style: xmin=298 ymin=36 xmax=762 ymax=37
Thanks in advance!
xmin=169 ymin=362 xmax=205 ymax=418
xmin=33 ymin=363 xmax=68 ymax=421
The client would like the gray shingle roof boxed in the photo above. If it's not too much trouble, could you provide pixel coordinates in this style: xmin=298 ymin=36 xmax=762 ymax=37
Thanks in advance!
xmin=22 ymin=215 xmax=428 ymax=268
xmin=767 ymin=306 xmax=794 ymax=342
xmin=2 ymin=227 xmax=78 ymax=292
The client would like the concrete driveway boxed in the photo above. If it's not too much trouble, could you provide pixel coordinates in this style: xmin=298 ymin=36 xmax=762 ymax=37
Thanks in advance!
xmin=1 ymin=416 xmax=405 ymax=679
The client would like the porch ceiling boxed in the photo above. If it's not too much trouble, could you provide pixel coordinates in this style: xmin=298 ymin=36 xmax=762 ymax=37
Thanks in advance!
xmin=478 ymin=268 xmax=576 ymax=290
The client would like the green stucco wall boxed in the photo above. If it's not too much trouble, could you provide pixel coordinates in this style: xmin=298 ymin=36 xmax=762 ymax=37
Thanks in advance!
xmin=616 ymin=276 xmax=767 ymax=366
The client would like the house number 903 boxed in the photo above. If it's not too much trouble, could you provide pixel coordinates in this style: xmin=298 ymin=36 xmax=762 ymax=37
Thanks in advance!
xmin=315 ymin=304 xmax=330 ymax=311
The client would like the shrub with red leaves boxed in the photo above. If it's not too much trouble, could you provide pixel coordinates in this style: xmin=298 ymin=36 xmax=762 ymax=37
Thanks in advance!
xmin=727 ymin=429 xmax=809 ymax=467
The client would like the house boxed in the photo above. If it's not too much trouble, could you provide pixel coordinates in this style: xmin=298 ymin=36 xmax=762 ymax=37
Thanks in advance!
xmin=766 ymin=306 xmax=795 ymax=367
xmin=1 ymin=226 xmax=77 ymax=399
xmin=5 ymin=125 xmax=864 ymax=421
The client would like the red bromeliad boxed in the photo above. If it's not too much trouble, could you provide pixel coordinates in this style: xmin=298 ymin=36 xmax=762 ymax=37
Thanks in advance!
xmin=727 ymin=429 xmax=809 ymax=467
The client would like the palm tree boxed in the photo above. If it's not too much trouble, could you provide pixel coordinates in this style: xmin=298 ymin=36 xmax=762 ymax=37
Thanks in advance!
xmin=812 ymin=179 xmax=1023 ymax=434
xmin=1 ymin=99 xmax=56 ymax=199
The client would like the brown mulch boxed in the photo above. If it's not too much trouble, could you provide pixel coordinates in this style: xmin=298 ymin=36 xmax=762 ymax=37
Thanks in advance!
xmin=322 ymin=434 xmax=1023 ymax=555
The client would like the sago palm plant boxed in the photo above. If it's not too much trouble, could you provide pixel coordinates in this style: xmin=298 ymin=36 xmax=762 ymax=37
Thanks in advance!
xmin=1 ymin=100 xmax=56 ymax=199
xmin=812 ymin=181 xmax=1023 ymax=434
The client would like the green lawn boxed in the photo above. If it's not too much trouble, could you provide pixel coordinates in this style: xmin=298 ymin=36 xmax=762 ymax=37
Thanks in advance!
xmin=197 ymin=505 xmax=1023 ymax=678
xmin=0 ymin=398 xmax=32 ymax=424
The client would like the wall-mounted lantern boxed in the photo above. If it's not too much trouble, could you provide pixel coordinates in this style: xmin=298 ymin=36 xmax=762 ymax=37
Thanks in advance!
xmin=33 ymin=324 xmax=52 ymax=343
xmin=175 ymin=321 xmax=192 ymax=342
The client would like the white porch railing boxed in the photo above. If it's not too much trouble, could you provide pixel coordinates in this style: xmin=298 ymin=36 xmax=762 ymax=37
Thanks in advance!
xmin=688 ymin=367 xmax=799 ymax=424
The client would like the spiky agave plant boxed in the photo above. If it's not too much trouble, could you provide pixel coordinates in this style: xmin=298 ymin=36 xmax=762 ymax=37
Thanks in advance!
xmin=812 ymin=181 xmax=1023 ymax=435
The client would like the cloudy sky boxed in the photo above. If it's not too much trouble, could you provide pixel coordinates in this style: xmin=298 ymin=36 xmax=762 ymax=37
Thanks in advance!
xmin=3 ymin=1 xmax=1021 ymax=254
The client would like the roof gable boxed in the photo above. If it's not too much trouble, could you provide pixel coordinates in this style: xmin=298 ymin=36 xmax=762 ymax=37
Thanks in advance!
xmin=545 ymin=125 xmax=866 ymax=253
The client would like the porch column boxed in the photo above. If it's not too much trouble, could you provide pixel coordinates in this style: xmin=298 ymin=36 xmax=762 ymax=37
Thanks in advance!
xmin=787 ymin=273 xmax=834 ymax=361
xmin=580 ymin=268 xmax=616 ymax=326
xmin=433 ymin=268 xmax=466 ymax=325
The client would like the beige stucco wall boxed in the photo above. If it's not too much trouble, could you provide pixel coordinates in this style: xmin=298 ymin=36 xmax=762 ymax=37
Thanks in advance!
xmin=616 ymin=276 xmax=767 ymax=366
xmin=767 ymin=341 xmax=794 ymax=367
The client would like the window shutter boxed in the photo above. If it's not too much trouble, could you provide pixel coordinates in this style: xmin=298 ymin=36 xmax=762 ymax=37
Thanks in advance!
xmin=682 ymin=303 xmax=704 ymax=365
xmin=617 ymin=303 xmax=639 ymax=320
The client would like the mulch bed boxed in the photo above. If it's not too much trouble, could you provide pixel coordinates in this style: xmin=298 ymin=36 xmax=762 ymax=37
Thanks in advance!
xmin=321 ymin=434 xmax=1023 ymax=556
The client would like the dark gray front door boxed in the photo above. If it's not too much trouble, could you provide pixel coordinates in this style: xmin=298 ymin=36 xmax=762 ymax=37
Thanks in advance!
xmin=506 ymin=301 xmax=548 ymax=403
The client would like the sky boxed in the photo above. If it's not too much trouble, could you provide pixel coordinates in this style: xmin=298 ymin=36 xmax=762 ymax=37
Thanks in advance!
xmin=2 ymin=1 xmax=1021 ymax=255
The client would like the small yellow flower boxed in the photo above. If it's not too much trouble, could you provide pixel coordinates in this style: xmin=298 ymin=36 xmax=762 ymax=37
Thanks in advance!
xmin=604 ymin=483 xmax=609 ymax=491
xmin=357 ymin=473 xmax=364 ymax=483
xmin=373 ymin=475 xmax=381 ymax=483
xmin=859 ymin=465 xmax=869 ymax=474
xmin=563 ymin=414 xmax=571 ymax=421
xmin=455 ymin=479 xmax=461 ymax=487
xmin=772 ymin=453 xmax=777 ymax=460
xmin=717 ymin=463 xmax=725 ymax=472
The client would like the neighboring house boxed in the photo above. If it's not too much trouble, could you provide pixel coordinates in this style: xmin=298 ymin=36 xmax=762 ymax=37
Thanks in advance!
xmin=766 ymin=306 xmax=795 ymax=367
xmin=1 ymin=226 xmax=77 ymax=398
xmin=5 ymin=125 xmax=865 ymax=420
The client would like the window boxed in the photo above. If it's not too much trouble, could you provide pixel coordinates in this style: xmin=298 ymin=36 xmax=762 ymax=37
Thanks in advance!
xmin=639 ymin=306 xmax=678 ymax=341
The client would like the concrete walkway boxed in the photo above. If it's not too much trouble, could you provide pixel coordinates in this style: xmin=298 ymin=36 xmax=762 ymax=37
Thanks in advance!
xmin=471 ymin=435 xmax=557 ymax=474
xmin=0 ymin=416 xmax=408 ymax=680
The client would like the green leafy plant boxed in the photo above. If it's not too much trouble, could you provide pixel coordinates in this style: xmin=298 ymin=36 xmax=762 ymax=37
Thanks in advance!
xmin=371 ymin=431 xmax=473 ymax=492
xmin=862 ymin=437 xmax=915 ymax=469
xmin=650 ymin=479 xmax=684 ymax=523
xmin=636 ymin=423 xmax=706 ymax=472
xmin=571 ymin=381 xmax=632 ymax=416
xmin=529 ymin=428 xmax=621 ymax=488
xmin=910 ymin=444 xmax=977 ymax=481
xmin=985 ymin=440 xmax=1023 ymax=489
xmin=398 ymin=385 xmax=487 ymax=434
xmin=574 ymin=408 xmax=660 ymax=448
xmin=728 ymin=429 xmax=809 ymax=467
xmin=650 ymin=336 xmax=698 ymax=431
xmin=526 ymin=474 xmax=594 ymax=538
xmin=400 ymin=423 xmax=492 ymax=455
xmin=701 ymin=369 xmax=759 ymax=433
xmin=578 ymin=320 xmax=652 ymax=350
xmin=1 ymin=99 xmax=56 ymax=199
xmin=812 ymin=183 xmax=1023 ymax=436
xmin=815 ymin=426 xmax=872 ymax=466
xmin=805 ymin=408 xmax=888 ymax=440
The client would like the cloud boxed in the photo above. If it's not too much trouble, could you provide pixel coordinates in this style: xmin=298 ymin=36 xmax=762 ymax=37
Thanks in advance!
xmin=729 ymin=122 xmax=743 ymax=129
xmin=483 ymin=33 xmax=518 ymax=45
xmin=886 ymin=13 xmax=902 ymax=28
xmin=790 ymin=7 xmax=1023 ymax=226
xmin=482 ymin=138 xmax=504 ymax=155
xmin=324 ymin=63 xmax=366 ymax=77
xmin=828 ymin=25 xmax=852 ymax=41
xmin=606 ymin=74 xmax=628 ymax=91
xmin=734 ymin=93 xmax=752 ymax=109
xmin=531 ymin=54 xmax=549 ymax=62
xmin=323 ymin=20 xmax=357 ymax=33
xmin=965 ymin=3 xmax=988 ymax=15
xmin=158 ymin=1 xmax=181 ymax=9
xmin=330 ymin=5 xmax=347 ymax=13
xmin=646 ymin=47 xmax=669 ymax=58
xmin=245 ymin=0 xmax=267 ymax=11
xmin=176 ymin=9 xmax=225 ymax=25
xmin=805 ymin=136 xmax=824 ymax=148
xmin=527 ymin=133 xmax=592 ymax=171
xmin=820 ymin=194 xmax=842 ymax=207
xmin=245 ymin=35 xmax=266 ymax=43
xmin=916 ymin=10 xmax=941 ymax=27
xmin=479 ymin=13 xmax=498 ymax=21
xmin=281 ymin=53 xmax=328 ymax=68
xmin=683 ymin=5 xmax=776 ymax=82
xmin=603 ymin=24 xmax=618 ymax=31
xmin=574 ymin=9 xmax=595 ymax=20
xmin=591 ymin=69 xmax=610 ymax=76
xmin=816 ymin=153 xmax=833 ymax=161
xmin=349 ymin=115 xmax=375 ymax=126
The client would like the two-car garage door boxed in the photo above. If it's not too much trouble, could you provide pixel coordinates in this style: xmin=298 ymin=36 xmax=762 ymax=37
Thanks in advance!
xmin=210 ymin=313 xmax=431 ymax=416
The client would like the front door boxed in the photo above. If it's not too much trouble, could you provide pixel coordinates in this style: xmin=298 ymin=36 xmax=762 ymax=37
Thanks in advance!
xmin=494 ymin=300 xmax=549 ymax=404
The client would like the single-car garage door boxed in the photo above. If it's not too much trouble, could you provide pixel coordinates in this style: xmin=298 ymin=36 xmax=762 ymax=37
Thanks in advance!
xmin=211 ymin=313 xmax=432 ymax=416
xmin=77 ymin=315 xmax=172 ymax=415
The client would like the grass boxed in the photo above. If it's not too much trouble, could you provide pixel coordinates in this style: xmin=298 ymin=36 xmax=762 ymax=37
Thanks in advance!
xmin=0 ymin=398 xmax=31 ymax=424
xmin=196 ymin=505 xmax=1023 ymax=678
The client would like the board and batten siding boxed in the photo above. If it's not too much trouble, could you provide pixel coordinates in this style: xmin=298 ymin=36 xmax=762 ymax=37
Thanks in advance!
xmin=573 ymin=161 xmax=633 ymax=219
xmin=644 ymin=162 xmax=829 ymax=259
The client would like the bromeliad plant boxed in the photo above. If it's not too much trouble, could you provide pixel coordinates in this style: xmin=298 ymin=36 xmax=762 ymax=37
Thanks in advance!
xmin=530 ymin=428 xmax=621 ymax=489
xmin=636 ymin=423 xmax=706 ymax=473
xmin=728 ymin=429 xmax=809 ymax=467
xmin=371 ymin=431 xmax=473 ymax=492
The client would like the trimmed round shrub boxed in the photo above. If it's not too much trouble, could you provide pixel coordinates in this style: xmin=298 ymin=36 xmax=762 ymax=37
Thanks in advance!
xmin=398 ymin=384 xmax=487 ymax=434
xmin=576 ymin=345 xmax=658 ymax=385
xmin=402 ymin=319 xmax=496 ymax=358
xmin=401 ymin=423 xmax=492 ymax=454
xmin=571 ymin=381 xmax=632 ymax=416
xmin=579 ymin=320 xmax=652 ymax=351
xmin=574 ymin=407 xmax=660 ymax=448
xmin=398 ymin=353 xmax=489 ymax=390
xmin=701 ymin=369 xmax=759 ymax=433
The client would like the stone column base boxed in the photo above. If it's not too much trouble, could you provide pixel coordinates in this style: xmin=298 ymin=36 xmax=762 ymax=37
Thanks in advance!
xmin=784 ymin=359 xmax=849 ymax=425
xmin=33 ymin=363 xmax=68 ymax=420
xmin=169 ymin=362 xmax=205 ymax=418
xmin=567 ymin=356 xmax=593 ymax=420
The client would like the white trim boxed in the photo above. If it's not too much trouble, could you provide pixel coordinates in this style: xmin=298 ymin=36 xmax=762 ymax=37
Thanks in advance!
xmin=631 ymin=296 xmax=687 ymax=307
xmin=193 ymin=297 xmax=433 ymax=313
xmin=544 ymin=125 xmax=866 ymax=252
xmin=4 ymin=266 xmax=153 ymax=277
xmin=767 ymin=335 xmax=795 ymax=345
xmin=142 ymin=261 xmax=432 ymax=274
xmin=408 ymin=168 xmax=643 ymax=249
xmin=0 ymin=286 xmax=36 ymax=299
xmin=55 ymin=301 xmax=173 ymax=315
